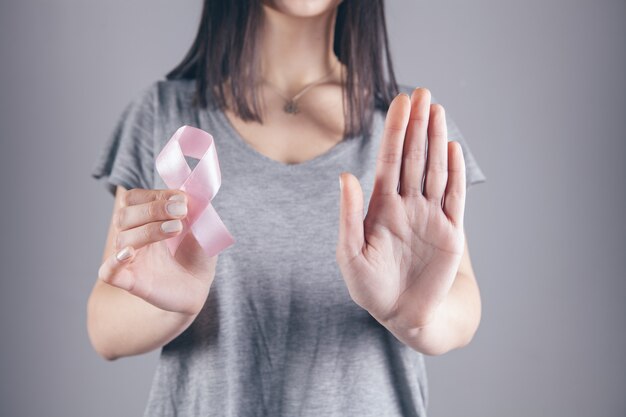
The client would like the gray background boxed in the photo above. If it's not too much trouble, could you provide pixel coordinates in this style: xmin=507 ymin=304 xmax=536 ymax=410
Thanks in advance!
xmin=1 ymin=0 xmax=624 ymax=416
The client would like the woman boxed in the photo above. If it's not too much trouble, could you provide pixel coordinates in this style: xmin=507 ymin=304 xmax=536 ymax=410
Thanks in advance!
xmin=88 ymin=1 xmax=487 ymax=416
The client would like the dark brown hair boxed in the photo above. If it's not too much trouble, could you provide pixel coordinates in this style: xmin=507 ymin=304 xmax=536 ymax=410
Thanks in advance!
xmin=166 ymin=0 xmax=399 ymax=139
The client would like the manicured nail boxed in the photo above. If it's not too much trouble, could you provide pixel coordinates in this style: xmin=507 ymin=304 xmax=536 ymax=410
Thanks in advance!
xmin=116 ymin=246 xmax=132 ymax=262
xmin=166 ymin=201 xmax=187 ymax=217
xmin=161 ymin=219 xmax=183 ymax=233
xmin=339 ymin=175 xmax=343 ymax=191
xmin=168 ymin=194 xmax=185 ymax=202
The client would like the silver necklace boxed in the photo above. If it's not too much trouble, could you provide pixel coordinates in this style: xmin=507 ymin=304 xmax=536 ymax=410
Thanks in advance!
xmin=262 ymin=62 xmax=339 ymax=115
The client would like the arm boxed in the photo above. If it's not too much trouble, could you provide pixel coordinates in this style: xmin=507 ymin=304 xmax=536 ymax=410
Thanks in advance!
xmin=380 ymin=233 xmax=482 ymax=356
xmin=86 ymin=185 xmax=205 ymax=361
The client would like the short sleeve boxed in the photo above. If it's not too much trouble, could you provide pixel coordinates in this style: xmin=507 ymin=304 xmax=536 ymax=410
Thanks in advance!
xmin=397 ymin=85 xmax=487 ymax=190
xmin=90 ymin=82 xmax=157 ymax=197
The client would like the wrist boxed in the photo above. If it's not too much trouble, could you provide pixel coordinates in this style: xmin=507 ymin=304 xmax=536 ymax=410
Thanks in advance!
xmin=376 ymin=301 xmax=450 ymax=356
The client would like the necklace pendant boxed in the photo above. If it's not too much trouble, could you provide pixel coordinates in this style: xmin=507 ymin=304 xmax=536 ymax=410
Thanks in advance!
xmin=284 ymin=100 xmax=299 ymax=115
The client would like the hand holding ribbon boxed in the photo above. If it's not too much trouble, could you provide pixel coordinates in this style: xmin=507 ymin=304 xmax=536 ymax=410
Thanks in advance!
xmin=156 ymin=125 xmax=235 ymax=258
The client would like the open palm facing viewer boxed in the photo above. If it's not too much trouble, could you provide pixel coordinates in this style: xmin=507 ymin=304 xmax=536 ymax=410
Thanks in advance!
xmin=336 ymin=88 xmax=474 ymax=353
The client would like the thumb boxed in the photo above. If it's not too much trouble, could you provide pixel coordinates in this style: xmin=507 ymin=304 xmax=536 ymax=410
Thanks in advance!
xmin=337 ymin=172 xmax=365 ymax=263
xmin=98 ymin=246 xmax=137 ymax=291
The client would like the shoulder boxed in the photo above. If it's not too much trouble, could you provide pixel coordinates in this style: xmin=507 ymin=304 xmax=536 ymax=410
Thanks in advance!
xmin=116 ymin=78 xmax=196 ymax=115
xmin=130 ymin=78 xmax=204 ymax=124
xmin=127 ymin=78 xmax=197 ymax=107
xmin=152 ymin=78 xmax=197 ymax=107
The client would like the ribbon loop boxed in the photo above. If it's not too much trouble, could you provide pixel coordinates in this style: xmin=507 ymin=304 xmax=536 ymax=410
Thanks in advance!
xmin=155 ymin=125 xmax=235 ymax=257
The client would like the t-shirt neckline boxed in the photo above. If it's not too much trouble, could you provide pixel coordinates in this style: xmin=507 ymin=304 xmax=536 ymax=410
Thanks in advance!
xmin=210 ymin=104 xmax=364 ymax=171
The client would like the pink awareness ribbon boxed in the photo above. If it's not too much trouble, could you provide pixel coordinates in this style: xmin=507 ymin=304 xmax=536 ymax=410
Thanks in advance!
xmin=155 ymin=125 xmax=235 ymax=258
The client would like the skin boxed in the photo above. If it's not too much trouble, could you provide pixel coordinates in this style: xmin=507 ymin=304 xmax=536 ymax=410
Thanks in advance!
xmin=337 ymin=91 xmax=481 ymax=355
xmin=87 ymin=0 xmax=481 ymax=360
xmin=223 ymin=1 xmax=347 ymax=165
xmin=87 ymin=189 xmax=217 ymax=360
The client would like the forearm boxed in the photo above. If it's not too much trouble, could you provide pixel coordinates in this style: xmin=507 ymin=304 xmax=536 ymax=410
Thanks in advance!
xmin=381 ymin=271 xmax=482 ymax=356
xmin=86 ymin=280 xmax=201 ymax=360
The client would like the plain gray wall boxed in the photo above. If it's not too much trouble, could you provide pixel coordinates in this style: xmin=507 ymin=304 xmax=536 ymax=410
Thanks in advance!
xmin=1 ymin=0 xmax=624 ymax=416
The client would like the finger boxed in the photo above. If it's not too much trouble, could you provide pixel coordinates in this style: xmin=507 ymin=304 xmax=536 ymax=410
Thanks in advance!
xmin=121 ymin=188 xmax=186 ymax=208
xmin=442 ymin=141 xmax=466 ymax=226
xmin=423 ymin=104 xmax=448 ymax=203
xmin=372 ymin=93 xmax=411 ymax=196
xmin=399 ymin=87 xmax=431 ymax=197
xmin=336 ymin=172 xmax=365 ymax=264
xmin=97 ymin=246 xmax=136 ymax=291
xmin=116 ymin=194 xmax=188 ymax=231
xmin=115 ymin=219 xmax=183 ymax=252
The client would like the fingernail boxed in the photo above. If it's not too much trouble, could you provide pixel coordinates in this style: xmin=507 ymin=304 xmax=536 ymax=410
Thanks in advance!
xmin=339 ymin=175 xmax=343 ymax=191
xmin=166 ymin=201 xmax=187 ymax=217
xmin=116 ymin=246 xmax=132 ymax=262
xmin=161 ymin=219 xmax=183 ymax=233
xmin=168 ymin=194 xmax=185 ymax=202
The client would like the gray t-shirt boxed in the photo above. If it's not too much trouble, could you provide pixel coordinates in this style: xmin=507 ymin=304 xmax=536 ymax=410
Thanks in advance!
xmin=91 ymin=78 xmax=486 ymax=417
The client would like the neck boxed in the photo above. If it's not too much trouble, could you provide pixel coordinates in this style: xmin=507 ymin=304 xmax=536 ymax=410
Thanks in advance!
xmin=258 ymin=5 xmax=342 ymax=96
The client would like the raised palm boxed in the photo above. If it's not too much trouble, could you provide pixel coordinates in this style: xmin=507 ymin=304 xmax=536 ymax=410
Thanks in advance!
xmin=336 ymin=88 xmax=467 ymax=331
